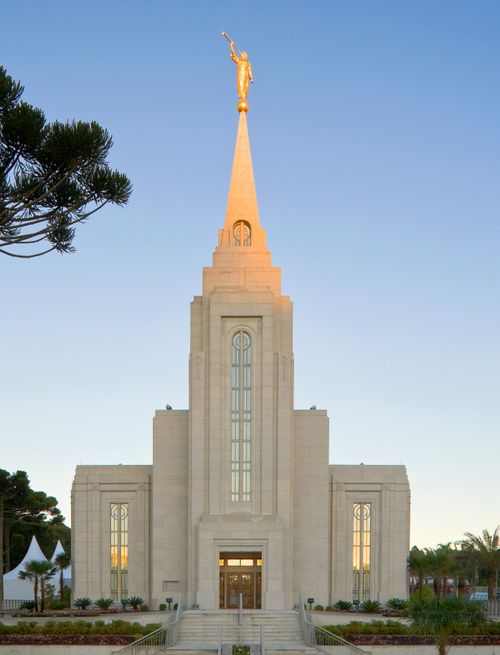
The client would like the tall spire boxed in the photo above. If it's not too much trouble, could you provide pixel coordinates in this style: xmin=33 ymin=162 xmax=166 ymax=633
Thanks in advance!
xmin=217 ymin=112 xmax=267 ymax=251
xmin=225 ymin=111 xmax=260 ymax=229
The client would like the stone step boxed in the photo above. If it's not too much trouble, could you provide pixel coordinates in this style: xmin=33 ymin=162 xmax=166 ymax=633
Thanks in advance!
xmin=177 ymin=612 xmax=304 ymax=645
xmin=168 ymin=644 xmax=317 ymax=654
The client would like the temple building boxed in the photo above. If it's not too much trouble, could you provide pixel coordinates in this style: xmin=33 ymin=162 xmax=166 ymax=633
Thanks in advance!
xmin=72 ymin=103 xmax=410 ymax=610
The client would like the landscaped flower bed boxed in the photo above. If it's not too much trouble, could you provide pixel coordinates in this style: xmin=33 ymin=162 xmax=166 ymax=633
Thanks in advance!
xmin=322 ymin=619 xmax=500 ymax=646
xmin=0 ymin=620 xmax=161 ymax=642
xmin=341 ymin=635 xmax=500 ymax=646
xmin=0 ymin=635 xmax=135 ymax=645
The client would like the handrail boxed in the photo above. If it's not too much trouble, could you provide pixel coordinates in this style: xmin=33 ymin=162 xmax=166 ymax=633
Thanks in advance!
xmin=218 ymin=623 xmax=223 ymax=655
xmin=113 ymin=593 xmax=183 ymax=655
xmin=297 ymin=594 xmax=371 ymax=655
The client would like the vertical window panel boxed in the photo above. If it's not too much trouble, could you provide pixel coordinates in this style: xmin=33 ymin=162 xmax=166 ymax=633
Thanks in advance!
xmin=352 ymin=503 xmax=371 ymax=601
xmin=231 ymin=330 xmax=252 ymax=503
xmin=110 ymin=503 xmax=128 ymax=600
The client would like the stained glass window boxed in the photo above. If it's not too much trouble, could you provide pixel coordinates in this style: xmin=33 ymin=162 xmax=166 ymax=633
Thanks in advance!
xmin=231 ymin=330 xmax=252 ymax=502
xmin=352 ymin=502 xmax=371 ymax=601
xmin=110 ymin=503 xmax=128 ymax=600
xmin=233 ymin=220 xmax=251 ymax=246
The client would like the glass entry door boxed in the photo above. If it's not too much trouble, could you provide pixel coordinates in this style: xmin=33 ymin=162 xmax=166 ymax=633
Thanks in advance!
xmin=219 ymin=552 xmax=262 ymax=609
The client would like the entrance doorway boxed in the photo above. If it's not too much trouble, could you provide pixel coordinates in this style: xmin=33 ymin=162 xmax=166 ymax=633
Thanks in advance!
xmin=219 ymin=552 xmax=262 ymax=609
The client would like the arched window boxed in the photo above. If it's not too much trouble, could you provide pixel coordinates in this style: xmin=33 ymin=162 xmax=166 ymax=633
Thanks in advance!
xmin=231 ymin=330 xmax=252 ymax=502
xmin=233 ymin=220 xmax=251 ymax=246
xmin=110 ymin=503 xmax=128 ymax=600
xmin=352 ymin=502 xmax=371 ymax=601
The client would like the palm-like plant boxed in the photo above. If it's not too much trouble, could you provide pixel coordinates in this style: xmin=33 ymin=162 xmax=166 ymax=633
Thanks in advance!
xmin=408 ymin=547 xmax=431 ymax=599
xmin=464 ymin=527 xmax=500 ymax=600
xmin=449 ymin=541 xmax=478 ymax=598
xmin=410 ymin=597 xmax=486 ymax=655
xmin=18 ymin=562 xmax=39 ymax=611
xmin=39 ymin=564 xmax=57 ymax=611
xmin=18 ymin=559 xmax=56 ymax=612
xmin=426 ymin=545 xmax=454 ymax=599
xmin=54 ymin=553 xmax=71 ymax=602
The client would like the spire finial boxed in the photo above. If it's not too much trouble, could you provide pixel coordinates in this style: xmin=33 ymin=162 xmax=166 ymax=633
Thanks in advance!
xmin=222 ymin=32 xmax=253 ymax=112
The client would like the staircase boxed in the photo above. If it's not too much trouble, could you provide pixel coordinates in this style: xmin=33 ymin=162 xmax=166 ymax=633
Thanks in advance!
xmin=168 ymin=610 xmax=315 ymax=653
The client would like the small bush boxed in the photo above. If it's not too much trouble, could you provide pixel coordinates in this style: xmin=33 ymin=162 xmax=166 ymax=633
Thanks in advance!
xmin=315 ymin=604 xmax=324 ymax=611
xmin=74 ymin=598 xmax=92 ymax=610
xmin=140 ymin=604 xmax=149 ymax=611
xmin=0 ymin=620 xmax=162 ymax=636
xmin=19 ymin=601 xmax=36 ymax=611
xmin=334 ymin=600 xmax=353 ymax=611
xmin=46 ymin=600 xmax=68 ymax=610
xmin=159 ymin=603 xmax=166 ymax=611
xmin=126 ymin=596 xmax=144 ymax=610
xmin=413 ymin=585 xmax=435 ymax=601
xmin=233 ymin=646 xmax=250 ymax=655
xmin=361 ymin=600 xmax=382 ymax=613
xmin=386 ymin=598 xmax=408 ymax=611
xmin=95 ymin=598 xmax=114 ymax=610
xmin=324 ymin=620 xmax=411 ymax=637
xmin=325 ymin=605 xmax=335 ymax=612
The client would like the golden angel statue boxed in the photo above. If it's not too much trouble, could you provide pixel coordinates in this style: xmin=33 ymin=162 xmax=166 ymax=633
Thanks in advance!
xmin=222 ymin=33 xmax=253 ymax=110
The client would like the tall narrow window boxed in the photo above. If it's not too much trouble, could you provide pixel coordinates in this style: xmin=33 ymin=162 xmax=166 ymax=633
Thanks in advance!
xmin=352 ymin=502 xmax=371 ymax=601
xmin=233 ymin=220 xmax=251 ymax=246
xmin=231 ymin=330 xmax=252 ymax=502
xmin=110 ymin=503 xmax=128 ymax=600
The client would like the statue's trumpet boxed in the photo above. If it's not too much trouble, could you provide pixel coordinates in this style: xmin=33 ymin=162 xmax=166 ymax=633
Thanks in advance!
xmin=221 ymin=32 xmax=242 ymax=56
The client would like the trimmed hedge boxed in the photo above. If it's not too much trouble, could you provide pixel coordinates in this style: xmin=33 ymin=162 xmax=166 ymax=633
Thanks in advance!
xmin=0 ymin=620 xmax=161 ymax=637
xmin=0 ymin=635 xmax=135 ymax=645
xmin=324 ymin=620 xmax=500 ymax=638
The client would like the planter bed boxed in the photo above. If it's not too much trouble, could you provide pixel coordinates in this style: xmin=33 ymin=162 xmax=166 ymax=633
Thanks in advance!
xmin=10 ymin=611 xmax=104 ymax=618
xmin=0 ymin=635 xmax=135 ymax=645
xmin=344 ymin=636 xmax=500 ymax=646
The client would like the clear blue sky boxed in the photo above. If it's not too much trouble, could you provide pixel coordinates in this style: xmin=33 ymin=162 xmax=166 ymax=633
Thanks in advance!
xmin=1 ymin=0 xmax=499 ymax=548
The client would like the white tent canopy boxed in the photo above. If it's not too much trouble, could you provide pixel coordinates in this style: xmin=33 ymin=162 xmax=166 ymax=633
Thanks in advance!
xmin=3 ymin=535 xmax=49 ymax=601
xmin=51 ymin=539 xmax=71 ymax=578
xmin=3 ymin=536 xmax=71 ymax=602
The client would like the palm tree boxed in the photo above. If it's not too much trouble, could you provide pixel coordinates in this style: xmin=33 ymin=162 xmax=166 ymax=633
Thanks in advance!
xmin=38 ymin=561 xmax=57 ymax=611
xmin=450 ymin=541 xmax=478 ymax=598
xmin=18 ymin=561 xmax=39 ymax=611
xmin=408 ymin=547 xmax=431 ymax=599
xmin=54 ymin=553 xmax=71 ymax=602
xmin=427 ymin=544 xmax=454 ymax=599
xmin=464 ymin=527 xmax=500 ymax=600
xmin=18 ymin=559 xmax=56 ymax=612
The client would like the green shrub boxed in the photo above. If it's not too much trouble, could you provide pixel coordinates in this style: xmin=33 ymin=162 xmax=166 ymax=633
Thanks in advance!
xmin=0 ymin=620 xmax=161 ymax=636
xmin=361 ymin=599 xmax=382 ymax=613
xmin=413 ymin=585 xmax=435 ymax=601
xmin=233 ymin=646 xmax=250 ymax=655
xmin=315 ymin=604 xmax=324 ymax=611
xmin=47 ymin=600 xmax=68 ymax=610
xmin=386 ymin=598 xmax=409 ymax=611
xmin=140 ymin=604 xmax=149 ymax=611
xmin=19 ymin=600 xmax=36 ymax=611
xmin=74 ymin=597 xmax=92 ymax=610
xmin=324 ymin=621 xmax=410 ymax=637
xmin=95 ymin=598 xmax=114 ymax=610
xmin=334 ymin=600 xmax=353 ymax=611
xmin=159 ymin=603 xmax=167 ymax=611
xmin=126 ymin=596 xmax=144 ymax=609
xmin=325 ymin=605 xmax=335 ymax=612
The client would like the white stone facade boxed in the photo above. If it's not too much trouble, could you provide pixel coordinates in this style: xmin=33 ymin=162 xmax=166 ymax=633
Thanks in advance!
xmin=72 ymin=111 xmax=410 ymax=609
